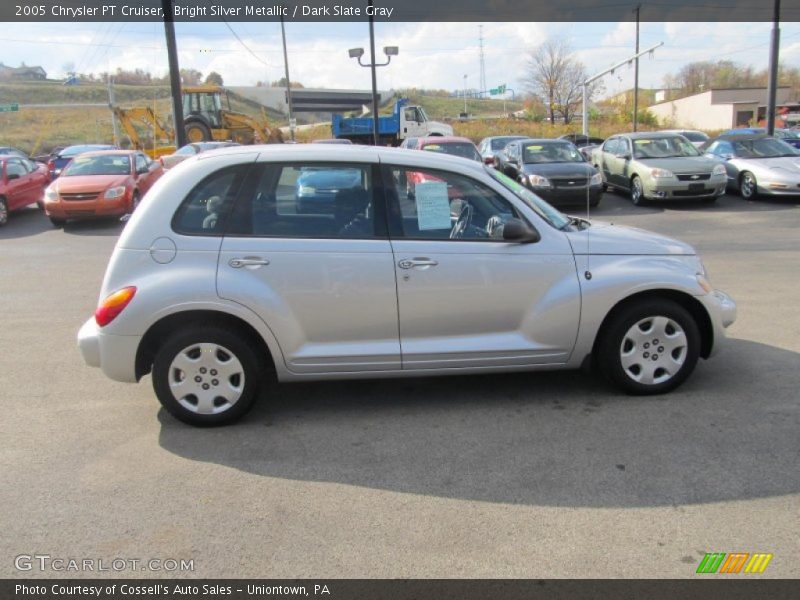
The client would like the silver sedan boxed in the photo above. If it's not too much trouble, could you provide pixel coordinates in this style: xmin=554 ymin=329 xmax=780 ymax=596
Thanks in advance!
xmin=701 ymin=134 xmax=800 ymax=199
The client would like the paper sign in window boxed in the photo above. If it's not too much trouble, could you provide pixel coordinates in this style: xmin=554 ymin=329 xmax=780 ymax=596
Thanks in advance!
xmin=415 ymin=181 xmax=451 ymax=230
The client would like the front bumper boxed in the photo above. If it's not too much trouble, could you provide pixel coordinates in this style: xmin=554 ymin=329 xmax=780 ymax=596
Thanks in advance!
xmin=644 ymin=176 xmax=727 ymax=200
xmin=45 ymin=196 xmax=129 ymax=220
xmin=533 ymin=185 xmax=604 ymax=206
xmin=697 ymin=289 xmax=737 ymax=357
xmin=77 ymin=318 xmax=140 ymax=383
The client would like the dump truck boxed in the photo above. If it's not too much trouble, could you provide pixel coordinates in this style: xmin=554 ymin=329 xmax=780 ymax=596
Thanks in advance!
xmin=332 ymin=98 xmax=452 ymax=145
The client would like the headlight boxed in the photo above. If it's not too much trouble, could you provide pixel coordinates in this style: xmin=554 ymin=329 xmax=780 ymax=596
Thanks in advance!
xmin=44 ymin=187 xmax=58 ymax=202
xmin=712 ymin=164 xmax=726 ymax=176
xmin=104 ymin=186 xmax=126 ymax=200
xmin=528 ymin=174 xmax=551 ymax=188
xmin=650 ymin=168 xmax=674 ymax=179
xmin=297 ymin=185 xmax=316 ymax=195
xmin=590 ymin=172 xmax=603 ymax=185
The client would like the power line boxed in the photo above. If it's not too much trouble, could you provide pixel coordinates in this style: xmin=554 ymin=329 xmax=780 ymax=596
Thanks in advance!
xmin=219 ymin=17 xmax=272 ymax=70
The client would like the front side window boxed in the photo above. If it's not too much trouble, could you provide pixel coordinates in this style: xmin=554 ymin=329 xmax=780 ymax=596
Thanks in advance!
xmin=227 ymin=163 xmax=376 ymax=239
xmin=384 ymin=165 xmax=523 ymax=241
xmin=487 ymin=168 xmax=570 ymax=231
xmin=5 ymin=160 xmax=26 ymax=178
xmin=603 ymin=138 xmax=619 ymax=155
xmin=135 ymin=154 xmax=148 ymax=173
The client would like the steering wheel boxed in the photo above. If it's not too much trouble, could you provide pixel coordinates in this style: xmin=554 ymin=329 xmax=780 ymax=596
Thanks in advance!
xmin=450 ymin=202 xmax=473 ymax=239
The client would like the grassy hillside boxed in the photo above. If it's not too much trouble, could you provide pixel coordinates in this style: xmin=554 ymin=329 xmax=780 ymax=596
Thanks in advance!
xmin=404 ymin=92 xmax=525 ymax=120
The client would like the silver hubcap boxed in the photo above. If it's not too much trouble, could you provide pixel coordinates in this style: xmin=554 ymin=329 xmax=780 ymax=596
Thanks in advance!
xmin=168 ymin=343 xmax=244 ymax=414
xmin=620 ymin=316 xmax=687 ymax=385
xmin=742 ymin=175 xmax=755 ymax=197
xmin=0 ymin=200 xmax=7 ymax=224
xmin=632 ymin=179 xmax=641 ymax=202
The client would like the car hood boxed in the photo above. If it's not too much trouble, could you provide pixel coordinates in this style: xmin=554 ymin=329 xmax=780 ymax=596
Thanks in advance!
xmin=521 ymin=163 xmax=596 ymax=177
xmin=55 ymin=174 xmax=130 ymax=192
xmin=566 ymin=221 xmax=695 ymax=255
xmin=635 ymin=156 xmax=717 ymax=172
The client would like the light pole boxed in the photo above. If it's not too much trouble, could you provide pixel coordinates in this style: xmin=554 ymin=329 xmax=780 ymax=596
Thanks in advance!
xmin=348 ymin=4 xmax=398 ymax=145
xmin=463 ymin=74 xmax=468 ymax=115
xmin=280 ymin=12 xmax=295 ymax=141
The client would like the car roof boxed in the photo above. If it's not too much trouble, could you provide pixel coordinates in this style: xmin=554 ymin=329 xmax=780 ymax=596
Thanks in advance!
xmin=616 ymin=132 xmax=682 ymax=139
xmin=715 ymin=133 xmax=772 ymax=141
xmin=517 ymin=138 xmax=575 ymax=144
xmin=226 ymin=143 xmax=488 ymax=175
xmin=69 ymin=149 xmax=136 ymax=158
xmin=417 ymin=136 xmax=476 ymax=145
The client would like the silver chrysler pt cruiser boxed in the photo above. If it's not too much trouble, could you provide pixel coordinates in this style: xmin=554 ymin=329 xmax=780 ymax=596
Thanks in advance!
xmin=78 ymin=145 xmax=736 ymax=426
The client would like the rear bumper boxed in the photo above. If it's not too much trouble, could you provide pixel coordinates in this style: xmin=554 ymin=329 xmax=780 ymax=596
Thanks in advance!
xmin=77 ymin=318 xmax=140 ymax=383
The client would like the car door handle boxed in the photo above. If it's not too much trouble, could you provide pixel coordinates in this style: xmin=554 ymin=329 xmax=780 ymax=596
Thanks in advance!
xmin=398 ymin=258 xmax=438 ymax=269
xmin=229 ymin=257 xmax=270 ymax=268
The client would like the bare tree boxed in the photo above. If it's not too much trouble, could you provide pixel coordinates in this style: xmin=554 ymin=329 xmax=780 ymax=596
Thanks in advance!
xmin=524 ymin=38 xmax=600 ymax=124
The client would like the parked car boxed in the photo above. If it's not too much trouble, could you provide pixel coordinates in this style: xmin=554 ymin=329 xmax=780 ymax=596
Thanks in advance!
xmin=411 ymin=136 xmax=483 ymax=161
xmin=77 ymin=145 xmax=736 ymax=425
xmin=660 ymin=130 xmax=710 ymax=148
xmin=399 ymin=137 xmax=419 ymax=149
xmin=43 ymin=150 xmax=163 ymax=226
xmin=311 ymin=138 xmax=353 ymax=144
xmin=719 ymin=128 xmax=800 ymax=149
xmin=160 ymin=142 xmax=239 ymax=170
xmin=0 ymin=146 xmax=30 ymax=159
xmin=47 ymin=144 xmax=117 ymax=179
xmin=558 ymin=134 xmax=606 ymax=161
xmin=592 ymin=132 xmax=728 ymax=205
xmin=0 ymin=155 xmax=50 ymax=226
xmin=295 ymin=165 xmax=365 ymax=214
xmin=497 ymin=138 xmax=604 ymax=207
xmin=700 ymin=133 xmax=800 ymax=199
xmin=477 ymin=135 xmax=529 ymax=166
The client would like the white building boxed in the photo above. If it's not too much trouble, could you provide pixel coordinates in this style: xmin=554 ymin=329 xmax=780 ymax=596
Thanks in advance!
xmin=649 ymin=87 xmax=794 ymax=130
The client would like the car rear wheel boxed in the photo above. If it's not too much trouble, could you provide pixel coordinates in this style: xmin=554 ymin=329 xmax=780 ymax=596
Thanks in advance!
xmin=740 ymin=171 xmax=758 ymax=200
xmin=596 ymin=299 xmax=700 ymax=395
xmin=630 ymin=175 xmax=645 ymax=206
xmin=152 ymin=325 xmax=262 ymax=426
xmin=0 ymin=197 xmax=8 ymax=226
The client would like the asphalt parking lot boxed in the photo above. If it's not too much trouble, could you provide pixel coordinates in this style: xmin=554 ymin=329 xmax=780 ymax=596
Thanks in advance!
xmin=1 ymin=190 xmax=798 ymax=578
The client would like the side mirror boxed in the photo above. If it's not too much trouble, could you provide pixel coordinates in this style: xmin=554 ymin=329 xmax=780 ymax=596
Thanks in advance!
xmin=502 ymin=218 xmax=540 ymax=244
xmin=720 ymin=153 xmax=733 ymax=161
xmin=7 ymin=173 xmax=20 ymax=181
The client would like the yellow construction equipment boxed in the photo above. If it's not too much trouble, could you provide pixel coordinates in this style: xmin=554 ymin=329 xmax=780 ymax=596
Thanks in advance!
xmin=181 ymin=86 xmax=283 ymax=144
xmin=112 ymin=86 xmax=283 ymax=156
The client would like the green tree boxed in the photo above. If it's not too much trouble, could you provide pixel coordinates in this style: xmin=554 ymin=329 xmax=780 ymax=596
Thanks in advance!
xmin=204 ymin=71 xmax=224 ymax=86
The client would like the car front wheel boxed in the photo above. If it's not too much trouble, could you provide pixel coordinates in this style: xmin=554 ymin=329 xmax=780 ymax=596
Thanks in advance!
xmin=152 ymin=325 xmax=262 ymax=426
xmin=596 ymin=299 xmax=700 ymax=395
xmin=739 ymin=171 xmax=758 ymax=200
xmin=630 ymin=175 xmax=645 ymax=206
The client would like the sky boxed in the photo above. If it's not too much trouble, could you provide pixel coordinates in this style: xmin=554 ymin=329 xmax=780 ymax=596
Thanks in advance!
xmin=3 ymin=21 xmax=800 ymax=100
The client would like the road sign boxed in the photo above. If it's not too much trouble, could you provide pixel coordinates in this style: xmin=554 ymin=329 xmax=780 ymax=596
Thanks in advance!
xmin=489 ymin=88 xmax=499 ymax=95
xmin=0 ymin=103 xmax=19 ymax=112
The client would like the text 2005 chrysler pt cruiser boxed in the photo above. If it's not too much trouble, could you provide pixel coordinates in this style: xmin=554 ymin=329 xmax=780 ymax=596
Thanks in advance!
xmin=78 ymin=145 xmax=736 ymax=426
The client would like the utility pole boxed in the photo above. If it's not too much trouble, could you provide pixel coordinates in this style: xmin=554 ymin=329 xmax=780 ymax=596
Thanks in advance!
xmin=280 ymin=12 xmax=295 ymax=141
xmin=463 ymin=74 xmax=468 ymax=115
xmin=161 ymin=0 xmax=186 ymax=147
xmin=633 ymin=4 xmax=641 ymax=132
xmin=766 ymin=0 xmax=781 ymax=135
xmin=368 ymin=0 xmax=380 ymax=145
xmin=107 ymin=77 xmax=119 ymax=146
xmin=478 ymin=25 xmax=486 ymax=99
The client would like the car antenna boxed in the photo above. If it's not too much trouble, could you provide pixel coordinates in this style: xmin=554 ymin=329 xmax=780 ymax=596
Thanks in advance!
xmin=584 ymin=158 xmax=592 ymax=281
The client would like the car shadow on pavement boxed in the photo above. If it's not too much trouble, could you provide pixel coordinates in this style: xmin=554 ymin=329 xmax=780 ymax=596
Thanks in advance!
xmin=158 ymin=338 xmax=799 ymax=508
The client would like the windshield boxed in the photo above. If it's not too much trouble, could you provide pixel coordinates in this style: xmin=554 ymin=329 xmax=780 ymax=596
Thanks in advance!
xmin=422 ymin=142 xmax=481 ymax=162
xmin=775 ymin=129 xmax=799 ymax=140
xmin=680 ymin=131 xmax=709 ymax=142
xmin=632 ymin=136 xmax=700 ymax=158
xmin=523 ymin=142 xmax=585 ymax=164
xmin=733 ymin=137 xmax=799 ymax=158
xmin=418 ymin=107 xmax=429 ymax=122
xmin=487 ymin=167 xmax=570 ymax=230
xmin=62 ymin=155 xmax=130 ymax=176
xmin=491 ymin=137 xmax=524 ymax=150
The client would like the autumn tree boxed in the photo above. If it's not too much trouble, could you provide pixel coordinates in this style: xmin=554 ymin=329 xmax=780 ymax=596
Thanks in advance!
xmin=205 ymin=71 xmax=224 ymax=86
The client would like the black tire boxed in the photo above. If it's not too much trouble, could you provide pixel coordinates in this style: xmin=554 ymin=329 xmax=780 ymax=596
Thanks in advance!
xmin=0 ymin=197 xmax=7 ymax=226
xmin=630 ymin=175 xmax=646 ymax=206
xmin=130 ymin=191 xmax=141 ymax=213
xmin=49 ymin=216 xmax=66 ymax=227
xmin=152 ymin=325 xmax=263 ymax=426
xmin=739 ymin=171 xmax=758 ymax=200
xmin=589 ymin=197 xmax=600 ymax=208
xmin=185 ymin=121 xmax=212 ymax=143
xmin=595 ymin=299 xmax=700 ymax=395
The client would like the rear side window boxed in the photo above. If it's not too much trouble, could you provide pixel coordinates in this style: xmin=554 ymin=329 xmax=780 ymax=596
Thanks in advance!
xmin=172 ymin=166 xmax=248 ymax=235
xmin=226 ymin=163 xmax=378 ymax=239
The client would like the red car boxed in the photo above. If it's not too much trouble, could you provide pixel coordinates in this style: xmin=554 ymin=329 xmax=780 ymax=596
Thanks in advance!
xmin=405 ymin=136 xmax=483 ymax=198
xmin=0 ymin=155 xmax=50 ymax=226
xmin=44 ymin=150 xmax=163 ymax=226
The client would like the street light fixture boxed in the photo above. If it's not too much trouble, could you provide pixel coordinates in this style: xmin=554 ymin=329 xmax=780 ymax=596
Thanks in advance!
xmin=347 ymin=1 xmax=399 ymax=145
